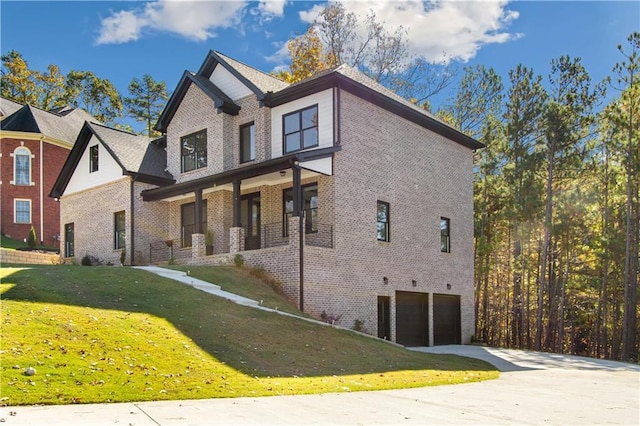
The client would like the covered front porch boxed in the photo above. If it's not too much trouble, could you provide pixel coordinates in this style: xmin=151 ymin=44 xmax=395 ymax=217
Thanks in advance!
xmin=142 ymin=147 xmax=338 ymax=265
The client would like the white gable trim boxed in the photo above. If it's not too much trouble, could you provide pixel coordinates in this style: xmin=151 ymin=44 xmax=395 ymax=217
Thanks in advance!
xmin=210 ymin=65 xmax=253 ymax=101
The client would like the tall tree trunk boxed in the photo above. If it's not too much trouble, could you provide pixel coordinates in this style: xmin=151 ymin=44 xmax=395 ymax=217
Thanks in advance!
xmin=621 ymin=117 xmax=638 ymax=361
xmin=536 ymin=143 xmax=556 ymax=350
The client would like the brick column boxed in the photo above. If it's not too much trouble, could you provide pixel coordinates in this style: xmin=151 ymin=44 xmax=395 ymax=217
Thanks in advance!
xmin=229 ymin=227 xmax=245 ymax=253
xmin=192 ymin=233 xmax=205 ymax=259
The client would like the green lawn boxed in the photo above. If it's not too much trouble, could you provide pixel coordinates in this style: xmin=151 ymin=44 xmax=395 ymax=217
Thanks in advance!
xmin=0 ymin=265 xmax=498 ymax=406
xmin=168 ymin=265 xmax=303 ymax=315
xmin=1 ymin=233 xmax=58 ymax=251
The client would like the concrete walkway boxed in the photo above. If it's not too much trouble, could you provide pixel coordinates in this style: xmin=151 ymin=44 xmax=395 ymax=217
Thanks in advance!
xmin=2 ymin=267 xmax=638 ymax=425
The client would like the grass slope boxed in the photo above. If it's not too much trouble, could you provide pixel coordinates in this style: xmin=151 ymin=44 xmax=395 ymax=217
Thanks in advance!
xmin=0 ymin=265 xmax=497 ymax=406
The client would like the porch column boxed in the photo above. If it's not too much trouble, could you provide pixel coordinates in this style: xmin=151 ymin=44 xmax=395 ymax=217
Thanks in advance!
xmin=230 ymin=180 xmax=244 ymax=254
xmin=194 ymin=188 xmax=203 ymax=234
xmin=233 ymin=180 xmax=241 ymax=227
xmin=292 ymin=163 xmax=304 ymax=312
xmin=192 ymin=188 xmax=205 ymax=259
xmin=229 ymin=227 xmax=245 ymax=254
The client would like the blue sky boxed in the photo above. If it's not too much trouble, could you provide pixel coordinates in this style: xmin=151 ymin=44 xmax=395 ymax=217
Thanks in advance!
xmin=1 ymin=0 xmax=638 ymax=127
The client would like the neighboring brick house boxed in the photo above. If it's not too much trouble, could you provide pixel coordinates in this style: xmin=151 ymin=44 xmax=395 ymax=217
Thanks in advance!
xmin=0 ymin=102 xmax=94 ymax=247
xmin=51 ymin=51 xmax=483 ymax=346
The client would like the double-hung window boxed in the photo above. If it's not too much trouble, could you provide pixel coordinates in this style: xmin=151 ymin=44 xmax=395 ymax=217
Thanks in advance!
xmin=283 ymin=184 xmax=318 ymax=236
xmin=441 ymin=217 xmax=451 ymax=253
xmin=240 ymin=122 xmax=255 ymax=163
xmin=14 ymin=199 xmax=31 ymax=224
xmin=181 ymin=201 xmax=208 ymax=247
xmin=283 ymin=105 xmax=318 ymax=154
xmin=114 ymin=211 xmax=126 ymax=250
xmin=377 ymin=201 xmax=390 ymax=242
xmin=64 ymin=223 xmax=74 ymax=258
xmin=89 ymin=145 xmax=99 ymax=173
xmin=13 ymin=147 xmax=31 ymax=185
xmin=181 ymin=130 xmax=207 ymax=173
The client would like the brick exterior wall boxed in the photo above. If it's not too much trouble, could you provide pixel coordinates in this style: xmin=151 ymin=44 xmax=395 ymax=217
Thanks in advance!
xmin=302 ymin=90 xmax=475 ymax=343
xmin=63 ymin=73 xmax=476 ymax=346
xmin=1 ymin=137 xmax=69 ymax=248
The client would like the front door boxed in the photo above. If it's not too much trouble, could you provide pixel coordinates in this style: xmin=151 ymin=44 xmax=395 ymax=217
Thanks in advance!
xmin=241 ymin=192 xmax=261 ymax=250
xmin=377 ymin=296 xmax=390 ymax=340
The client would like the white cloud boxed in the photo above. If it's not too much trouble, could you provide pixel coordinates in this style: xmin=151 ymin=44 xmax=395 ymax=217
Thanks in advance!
xmin=258 ymin=0 xmax=286 ymax=17
xmin=298 ymin=0 xmax=521 ymax=64
xmin=96 ymin=10 xmax=144 ymax=44
xmin=96 ymin=0 xmax=285 ymax=45
xmin=264 ymin=40 xmax=290 ymax=64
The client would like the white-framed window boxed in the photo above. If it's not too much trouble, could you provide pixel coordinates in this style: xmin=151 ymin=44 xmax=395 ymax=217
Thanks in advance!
xmin=14 ymin=199 xmax=31 ymax=224
xmin=11 ymin=146 xmax=32 ymax=185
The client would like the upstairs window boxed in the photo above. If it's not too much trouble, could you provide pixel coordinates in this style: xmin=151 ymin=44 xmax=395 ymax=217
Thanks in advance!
xmin=441 ymin=217 xmax=451 ymax=253
xmin=89 ymin=145 xmax=99 ymax=173
xmin=283 ymin=105 xmax=318 ymax=154
xmin=377 ymin=201 xmax=390 ymax=242
xmin=114 ymin=211 xmax=126 ymax=250
xmin=181 ymin=129 xmax=207 ymax=173
xmin=13 ymin=146 xmax=31 ymax=185
xmin=14 ymin=199 xmax=31 ymax=224
xmin=240 ymin=122 xmax=255 ymax=163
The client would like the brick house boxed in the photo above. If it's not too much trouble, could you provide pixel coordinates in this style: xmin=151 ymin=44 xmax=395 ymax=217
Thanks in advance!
xmin=0 ymin=101 xmax=94 ymax=247
xmin=51 ymin=51 xmax=483 ymax=346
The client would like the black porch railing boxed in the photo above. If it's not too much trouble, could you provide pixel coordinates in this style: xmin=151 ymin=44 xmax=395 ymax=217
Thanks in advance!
xmin=262 ymin=221 xmax=333 ymax=249
xmin=306 ymin=223 xmax=333 ymax=248
xmin=149 ymin=240 xmax=191 ymax=264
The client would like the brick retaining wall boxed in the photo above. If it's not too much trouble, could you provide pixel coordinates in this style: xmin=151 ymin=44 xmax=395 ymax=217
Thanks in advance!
xmin=0 ymin=247 xmax=60 ymax=265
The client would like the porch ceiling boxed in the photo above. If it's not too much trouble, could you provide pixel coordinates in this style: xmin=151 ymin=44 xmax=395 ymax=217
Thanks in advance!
xmin=142 ymin=145 xmax=340 ymax=202
xmin=159 ymin=168 xmax=321 ymax=202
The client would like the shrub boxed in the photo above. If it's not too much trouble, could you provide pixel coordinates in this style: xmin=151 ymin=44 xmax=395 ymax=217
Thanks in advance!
xmin=353 ymin=319 xmax=365 ymax=332
xmin=27 ymin=226 xmax=37 ymax=249
xmin=320 ymin=311 xmax=342 ymax=325
xmin=81 ymin=255 xmax=102 ymax=266
xmin=233 ymin=254 xmax=245 ymax=267
xmin=119 ymin=249 xmax=126 ymax=265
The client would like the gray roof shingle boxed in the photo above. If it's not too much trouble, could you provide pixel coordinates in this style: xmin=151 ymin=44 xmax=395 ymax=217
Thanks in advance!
xmin=0 ymin=97 xmax=23 ymax=117
xmin=88 ymin=122 xmax=172 ymax=180
xmin=214 ymin=51 xmax=289 ymax=94
xmin=0 ymin=103 xmax=98 ymax=145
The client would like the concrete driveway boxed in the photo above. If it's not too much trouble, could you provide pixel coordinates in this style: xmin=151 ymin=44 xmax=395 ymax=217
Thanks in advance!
xmin=2 ymin=345 xmax=638 ymax=425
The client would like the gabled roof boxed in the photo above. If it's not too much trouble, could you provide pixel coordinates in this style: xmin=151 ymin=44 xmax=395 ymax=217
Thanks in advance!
xmin=155 ymin=71 xmax=241 ymax=132
xmin=0 ymin=104 xmax=97 ymax=145
xmin=50 ymin=122 xmax=174 ymax=198
xmin=156 ymin=50 xmax=482 ymax=150
xmin=0 ymin=97 xmax=23 ymax=118
xmin=198 ymin=50 xmax=289 ymax=97
xmin=155 ymin=51 xmax=289 ymax=133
